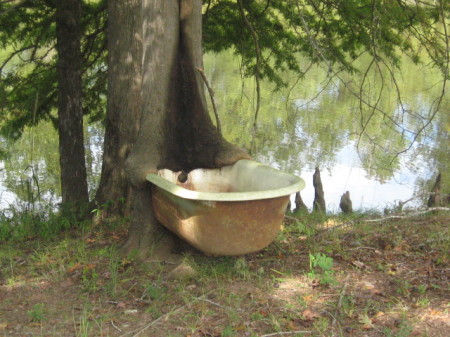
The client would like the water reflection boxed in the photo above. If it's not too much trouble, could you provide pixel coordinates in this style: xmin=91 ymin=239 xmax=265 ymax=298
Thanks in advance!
xmin=203 ymin=51 xmax=449 ymax=211
xmin=0 ymin=51 xmax=448 ymax=212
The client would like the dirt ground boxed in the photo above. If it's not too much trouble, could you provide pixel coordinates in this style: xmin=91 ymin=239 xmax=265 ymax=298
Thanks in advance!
xmin=0 ymin=212 xmax=449 ymax=337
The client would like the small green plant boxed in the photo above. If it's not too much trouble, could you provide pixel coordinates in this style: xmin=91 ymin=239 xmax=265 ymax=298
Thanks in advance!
xmin=394 ymin=278 xmax=412 ymax=297
xmin=416 ymin=296 xmax=431 ymax=308
xmin=416 ymin=284 xmax=427 ymax=294
xmin=341 ymin=294 xmax=356 ymax=317
xmin=145 ymin=284 xmax=165 ymax=300
xmin=81 ymin=266 xmax=99 ymax=293
xmin=106 ymin=248 xmax=120 ymax=297
xmin=234 ymin=257 xmax=251 ymax=279
xmin=307 ymin=252 xmax=336 ymax=286
xmin=382 ymin=318 xmax=413 ymax=337
xmin=74 ymin=306 xmax=92 ymax=337
xmin=221 ymin=325 xmax=235 ymax=337
xmin=27 ymin=303 xmax=45 ymax=322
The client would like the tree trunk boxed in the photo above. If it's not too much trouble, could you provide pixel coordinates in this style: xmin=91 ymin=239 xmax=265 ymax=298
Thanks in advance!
xmin=339 ymin=191 xmax=352 ymax=214
xmin=95 ymin=0 xmax=143 ymax=217
xmin=100 ymin=0 xmax=250 ymax=258
xmin=427 ymin=172 xmax=442 ymax=207
xmin=294 ymin=192 xmax=308 ymax=213
xmin=313 ymin=167 xmax=326 ymax=213
xmin=55 ymin=0 xmax=89 ymax=217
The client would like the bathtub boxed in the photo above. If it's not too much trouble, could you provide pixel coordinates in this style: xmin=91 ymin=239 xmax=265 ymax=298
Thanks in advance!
xmin=146 ymin=159 xmax=305 ymax=256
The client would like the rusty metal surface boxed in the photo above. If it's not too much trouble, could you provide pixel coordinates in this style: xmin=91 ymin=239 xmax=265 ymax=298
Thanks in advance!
xmin=152 ymin=187 xmax=289 ymax=255
xmin=146 ymin=160 xmax=305 ymax=256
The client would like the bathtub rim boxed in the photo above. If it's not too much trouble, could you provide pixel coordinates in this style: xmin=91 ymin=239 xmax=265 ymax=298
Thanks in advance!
xmin=146 ymin=160 xmax=305 ymax=201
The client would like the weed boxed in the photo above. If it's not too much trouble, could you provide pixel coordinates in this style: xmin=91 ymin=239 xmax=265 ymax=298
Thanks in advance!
xmin=382 ymin=318 xmax=413 ymax=337
xmin=307 ymin=252 xmax=336 ymax=286
xmin=416 ymin=296 xmax=431 ymax=308
xmin=27 ymin=303 xmax=45 ymax=322
xmin=74 ymin=306 xmax=92 ymax=337
xmin=221 ymin=325 xmax=235 ymax=337
xmin=313 ymin=316 xmax=331 ymax=335
xmin=107 ymin=248 xmax=120 ymax=297
xmin=416 ymin=284 xmax=427 ymax=294
xmin=145 ymin=283 xmax=165 ymax=300
xmin=234 ymin=257 xmax=251 ymax=279
xmin=81 ymin=266 xmax=99 ymax=293
xmin=394 ymin=278 xmax=412 ymax=297
xmin=341 ymin=294 xmax=356 ymax=317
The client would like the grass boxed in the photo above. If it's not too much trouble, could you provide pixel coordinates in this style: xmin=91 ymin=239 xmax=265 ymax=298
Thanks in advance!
xmin=0 ymin=209 xmax=449 ymax=336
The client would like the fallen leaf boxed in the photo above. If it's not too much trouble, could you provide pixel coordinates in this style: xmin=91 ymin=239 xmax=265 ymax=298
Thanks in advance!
xmin=0 ymin=323 xmax=7 ymax=329
xmin=303 ymin=295 xmax=314 ymax=302
xmin=352 ymin=260 xmax=366 ymax=269
xmin=302 ymin=309 xmax=321 ymax=321
xmin=358 ymin=314 xmax=374 ymax=330
xmin=124 ymin=309 xmax=138 ymax=314
xmin=429 ymin=310 xmax=442 ymax=315
xmin=84 ymin=263 xmax=96 ymax=270
xmin=67 ymin=262 xmax=83 ymax=274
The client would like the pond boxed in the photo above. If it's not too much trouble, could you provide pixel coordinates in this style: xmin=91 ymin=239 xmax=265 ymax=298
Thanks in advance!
xmin=0 ymin=51 xmax=448 ymax=213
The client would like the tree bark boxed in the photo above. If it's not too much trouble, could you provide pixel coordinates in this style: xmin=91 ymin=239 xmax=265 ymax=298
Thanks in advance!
xmin=294 ymin=192 xmax=308 ymax=213
xmin=55 ymin=0 xmax=89 ymax=217
xmin=427 ymin=172 xmax=442 ymax=207
xmin=95 ymin=0 xmax=143 ymax=216
xmin=313 ymin=167 xmax=326 ymax=213
xmin=339 ymin=191 xmax=352 ymax=214
xmin=100 ymin=0 xmax=250 ymax=258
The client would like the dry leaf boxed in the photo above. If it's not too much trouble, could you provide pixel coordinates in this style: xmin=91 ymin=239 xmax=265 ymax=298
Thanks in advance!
xmin=352 ymin=260 xmax=366 ymax=269
xmin=302 ymin=309 xmax=321 ymax=321
xmin=84 ymin=263 xmax=96 ymax=270
xmin=0 ymin=323 xmax=7 ymax=329
xmin=67 ymin=262 xmax=83 ymax=273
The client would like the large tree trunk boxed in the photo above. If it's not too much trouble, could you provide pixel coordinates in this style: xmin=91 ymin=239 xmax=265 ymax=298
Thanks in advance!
xmin=55 ymin=0 xmax=89 ymax=217
xmin=100 ymin=0 xmax=250 ymax=258
xmin=95 ymin=0 xmax=142 ymax=216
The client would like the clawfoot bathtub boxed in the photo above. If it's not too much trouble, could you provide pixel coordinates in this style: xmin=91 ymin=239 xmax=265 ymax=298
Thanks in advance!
xmin=146 ymin=160 xmax=305 ymax=256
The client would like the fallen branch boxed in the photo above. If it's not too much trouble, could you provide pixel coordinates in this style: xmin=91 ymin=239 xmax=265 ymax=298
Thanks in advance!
xmin=315 ymin=207 xmax=449 ymax=236
xmin=260 ymin=331 xmax=312 ymax=337
xmin=365 ymin=207 xmax=450 ymax=222
xmin=200 ymin=298 xmax=244 ymax=312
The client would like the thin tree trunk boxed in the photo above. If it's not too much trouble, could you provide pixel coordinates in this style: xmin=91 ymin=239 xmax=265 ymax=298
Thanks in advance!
xmin=427 ymin=172 xmax=442 ymax=207
xmin=313 ymin=167 xmax=326 ymax=213
xmin=55 ymin=0 xmax=89 ymax=217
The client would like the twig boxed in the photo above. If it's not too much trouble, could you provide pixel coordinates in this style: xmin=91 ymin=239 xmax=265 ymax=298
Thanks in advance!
xmin=111 ymin=320 xmax=122 ymax=332
xmin=200 ymin=298 xmax=244 ymax=312
xmin=260 ymin=331 xmax=312 ymax=337
xmin=196 ymin=67 xmax=221 ymax=135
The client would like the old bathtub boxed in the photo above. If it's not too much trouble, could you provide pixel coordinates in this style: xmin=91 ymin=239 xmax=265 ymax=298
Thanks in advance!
xmin=146 ymin=159 xmax=305 ymax=256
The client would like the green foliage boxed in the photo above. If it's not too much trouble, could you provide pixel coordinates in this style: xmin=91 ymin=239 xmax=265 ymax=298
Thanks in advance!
xmin=308 ymin=252 xmax=336 ymax=286
xmin=27 ymin=303 xmax=45 ymax=323
xmin=203 ymin=0 xmax=449 ymax=89
xmin=0 ymin=205 xmax=74 ymax=241
xmin=0 ymin=0 xmax=107 ymax=141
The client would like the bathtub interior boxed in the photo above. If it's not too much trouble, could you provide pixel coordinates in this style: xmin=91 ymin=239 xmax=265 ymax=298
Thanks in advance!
xmin=157 ymin=159 xmax=299 ymax=194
